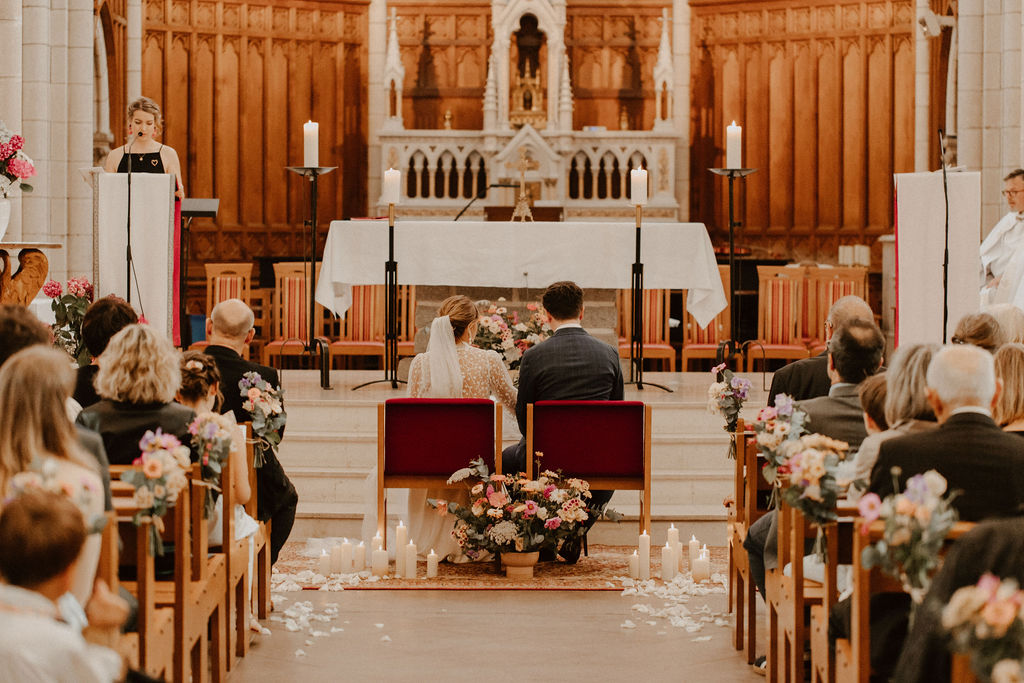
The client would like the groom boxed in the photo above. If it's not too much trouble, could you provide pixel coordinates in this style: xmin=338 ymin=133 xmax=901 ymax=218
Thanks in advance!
xmin=504 ymin=281 xmax=624 ymax=561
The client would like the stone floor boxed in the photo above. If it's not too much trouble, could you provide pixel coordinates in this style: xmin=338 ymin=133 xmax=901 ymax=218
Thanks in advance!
xmin=228 ymin=587 xmax=763 ymax=682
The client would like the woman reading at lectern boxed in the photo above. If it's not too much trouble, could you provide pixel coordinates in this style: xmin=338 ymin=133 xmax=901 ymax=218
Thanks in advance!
xmin=103 ymin=96 xmax=184 ymax=199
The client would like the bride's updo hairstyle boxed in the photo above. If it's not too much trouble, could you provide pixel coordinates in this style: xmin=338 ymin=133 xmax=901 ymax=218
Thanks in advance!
xmin=438 ymin=295 xmax=478 ymax=340
xmin=178 ymin=350 xmax=223 ymax=411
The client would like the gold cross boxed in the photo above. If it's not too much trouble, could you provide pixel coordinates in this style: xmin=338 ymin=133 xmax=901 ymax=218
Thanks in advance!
xmin=505 ymin=148 xmax=540 ymax=222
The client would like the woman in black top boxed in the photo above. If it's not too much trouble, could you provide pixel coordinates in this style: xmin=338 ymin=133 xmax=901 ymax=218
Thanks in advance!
xmin=103 ymin=96 xmax=184 ymax=199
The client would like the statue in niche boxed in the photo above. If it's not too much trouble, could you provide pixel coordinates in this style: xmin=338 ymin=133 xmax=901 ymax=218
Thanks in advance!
xmin=510 ymin=13 xmax=546 ymax=129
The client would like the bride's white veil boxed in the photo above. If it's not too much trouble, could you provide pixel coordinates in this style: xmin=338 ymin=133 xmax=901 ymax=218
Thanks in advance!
xmin=425 ymin=314 xmax=463 ymax=397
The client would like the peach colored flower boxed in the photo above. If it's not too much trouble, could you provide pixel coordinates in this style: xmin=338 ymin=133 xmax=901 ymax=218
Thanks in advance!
xmin=142 ymin=457 xmax=163 ymax=479
xmin=982 ymin=601 xmax=1019 ymax=637
xmin=895 ymin=497 xmax=916 ymax=517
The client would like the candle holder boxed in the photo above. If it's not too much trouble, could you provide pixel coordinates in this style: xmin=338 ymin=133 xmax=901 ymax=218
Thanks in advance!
xmin=286 ymin=165 xmax=336 ymax=390
xmin=708 ymin=167 xmax=757 ymax=361
xmin=354 ymin=202 xmax=405 ymax=391
xmin=625 ymin=203 xmax=671 ymax=393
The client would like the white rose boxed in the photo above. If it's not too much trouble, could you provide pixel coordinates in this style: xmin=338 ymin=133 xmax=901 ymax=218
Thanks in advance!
xmin=991 ymin=660 xmax=1023 ymax=683
xmin=133 ymin=487 xmax=155 ymax=509
xmin=922 ymin=470 xmax=947 ymax=497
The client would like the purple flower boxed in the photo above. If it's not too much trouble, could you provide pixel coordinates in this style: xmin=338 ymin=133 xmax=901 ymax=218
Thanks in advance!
xmin=904 ymin=474 xmax=929 ymax=504
xmin=774 ymin=394 xmax=795 ymax=417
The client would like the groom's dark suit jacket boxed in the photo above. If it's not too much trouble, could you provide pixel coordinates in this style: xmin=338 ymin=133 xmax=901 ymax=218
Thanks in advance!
xmin=506 ymin=326 xmax=623 ymax=473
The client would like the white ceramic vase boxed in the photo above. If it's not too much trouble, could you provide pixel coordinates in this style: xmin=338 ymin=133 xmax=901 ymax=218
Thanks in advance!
xmin=0 ymin=198 xmax=9 ymax=242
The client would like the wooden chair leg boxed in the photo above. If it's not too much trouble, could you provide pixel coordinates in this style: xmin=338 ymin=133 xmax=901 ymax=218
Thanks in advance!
xmin=746 ymin=580 xmax=757 ymax=665
xmin=211 ymin=605 xmax=226 ymax=683
xmin=733 ymin=570 xmax=745 ymax=651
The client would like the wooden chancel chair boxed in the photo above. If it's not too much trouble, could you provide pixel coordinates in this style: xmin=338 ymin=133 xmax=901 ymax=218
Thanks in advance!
xmin=618 ymin=289 xmax=677 ymax=372
xmin=747 ymin=266 xmax=809 ymax=371
xmin=525 ymin=401 xmax=652 ymax=539
xmin=804 ymin=266 xmax=869 ymax=354
xmin=263 ymin=262 xmax=327 ymax=368
xmin=329 ymin=285 xmax=386 ymax=368
xmin=377 ymin=398 xmax=502 ymax=546
xmin=191 ymin=262 xmax=254 ymax=355
xmin=680 ymin=266 xmax=732 ymax=370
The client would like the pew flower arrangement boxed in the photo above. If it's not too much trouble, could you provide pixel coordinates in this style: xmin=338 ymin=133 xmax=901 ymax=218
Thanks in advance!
xmin=778 ymin=433 xmax=849 ymax=560
xmin=707 ymin=363 xmax=752 ymax=458
xmin=0 ymin=121 xmax=36 ymax=198
xmin=859 ymin=469 xmax=959 ymax=602
xmin=240 ymin=371 xmax=286 ymax=468
xmin=430 ymin=456 xmax=593 ymax=559
xmin=6 ymin=457 xmax=106 ymax=534
xmin=473 ymin=299 xmax=552 ymax=371
xmin=43 ymin=276 xmax=94 ymax=367
xmin=188 ymin=411 xmax=235 ymax=518
xmin=121 ymin=429 xmax=192 ymax=556
xmin=753 ymin=393 xmax=808 ymax=488
xmin=942 ymin=574 xmax=1024 ymax=681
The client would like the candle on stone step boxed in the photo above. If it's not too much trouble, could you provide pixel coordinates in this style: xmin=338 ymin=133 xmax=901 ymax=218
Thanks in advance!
xmin=689 ymin=535 xmax=700 ymax=569
xmin=371 ymin=547 xmax=388 ymax=577
xmin=693 ymin=549 xmax=711 ymax=583
xmin=395 ymin=521 xmax=408 ymax=575
xmin=638 ymin=530 xmax=651 ymax=581
xmin=371 ymin=532 xmax=383 ymax=551
xmin=330 ymin=543 xmax=342 ymax=574
xmin=318 ymin=550 xmax=331 ymax=577
xmin=303 ymin=120 xmax=319 ymax=168
xmin=353 ymin=541 xmax=366 ymax=572
xmin=404 ymin=541 xmax=417 ymax=579
xmin=426 ymin=549 xmax=439 ymax=578
xmin=382 ymin=168 xmax=401 ymax=205
xmin=666 ymin=523 xmax=680 ymax=549
xmin=628 ymin=550 xmax=639 ymax=579
xmin=630 ymin=168 xmax=648 ymax=206
xmin=340 ymin=538 xmax=353 ymax=574
xmin=661 ymin=542 xmax=677 ymax=582
xmin=726 ymin=121 xmax=742 ymax=169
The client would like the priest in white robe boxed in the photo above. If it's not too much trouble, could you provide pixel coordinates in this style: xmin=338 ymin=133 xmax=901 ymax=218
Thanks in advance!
xmin=980 ymin=169 xmax=1024 ymax=309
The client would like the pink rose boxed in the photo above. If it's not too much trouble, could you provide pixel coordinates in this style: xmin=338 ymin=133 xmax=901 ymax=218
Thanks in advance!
xmin=857 ymin=493 xmax=882 ymax=532
xmin=526 ymin=303 xmax=538 ymax=311
xmin=544 ymin=518 xmax=561 ymax=529
xmin=542 ymin=484 xmax=556 ymax=499
xmin=42 ymin=280 xmax=62 ymax=298
xmin=247 ymin=387 xmax=261 ymax=402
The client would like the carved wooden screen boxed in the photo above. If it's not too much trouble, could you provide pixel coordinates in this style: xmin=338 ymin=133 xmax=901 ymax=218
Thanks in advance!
xmin=689 ymin=0 xmax=915 ymax=263
xmin=141 ymin=0 xmax=368 ymax=271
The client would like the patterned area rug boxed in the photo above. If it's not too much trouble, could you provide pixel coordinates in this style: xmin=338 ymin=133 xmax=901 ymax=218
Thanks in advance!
xmin=272 ymin=542 xmax=729 ymax=591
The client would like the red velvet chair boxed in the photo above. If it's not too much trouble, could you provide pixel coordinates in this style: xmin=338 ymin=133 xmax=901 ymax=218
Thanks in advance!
xmin=377 ymin=398 xmax=502 ymax=546
xmin=524 ymin=400 xmax=652 ymax=534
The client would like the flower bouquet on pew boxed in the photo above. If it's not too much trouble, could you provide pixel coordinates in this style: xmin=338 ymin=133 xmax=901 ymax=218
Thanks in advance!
xmin=752 ymin=394 xmax=808 ymax=508
xmin=120 ymin=429 xmax=192 ymax=556
xmin=6 ymin=457 xmax=106 ymax=534
xmin=777 ymin=433 xmax=849 ymax=561
xmin=943 ymin=573 xmax=1024 ymax=681
xmin=859 ymin=469 xmax=959 ymax=602
xmin=239 ymin=371 xmax=286 ymax=468
xmin=188 ymin=412 xmax=235 ymax=518
xmin=429 ymin=456 xmax=595 ymax=561
xmin=707 ymin=362 xmax=752 ymax=458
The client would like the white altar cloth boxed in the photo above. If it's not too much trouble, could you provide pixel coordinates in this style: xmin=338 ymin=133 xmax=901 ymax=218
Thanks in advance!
xmin=315 ymin=220 xmax=727 ymax=328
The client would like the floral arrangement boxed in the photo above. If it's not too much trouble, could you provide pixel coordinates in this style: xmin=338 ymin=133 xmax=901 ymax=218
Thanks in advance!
xmin=43 ymin=276 xmax=94 ymax=367
xmin=188 ymin=412 xmax=235 ymax=518
xmin=943 ymin=574 xmax=1024 ymax=682
xmin=240 ymin=371 xmax=285 ymax=468
xmin=430 ymin=456 xmax=595 ymax=559
xmin=120 ymin=429 xmax=192 ymax=555
xmin=0 ymin=121 xmax=35 ymax=198
xmin=859 ymin=469 xmax=959 ymax=601
xmin=778 ymin=433 xmax=849 ymax=560
xmin=707 ymin=362 xmax=751 ymax=458
xmin=753 ymin=394 xmax=808 ymax=488
xmin=473 ymin=298 xmax=552 ymax=371
xmin=6 ymin=457 xmax=105 ymax=534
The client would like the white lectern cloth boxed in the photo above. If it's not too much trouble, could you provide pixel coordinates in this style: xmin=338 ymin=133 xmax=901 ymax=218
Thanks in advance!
xmin=315 ymin=220 xmax=727 ymax=328
xmin=96 ymin=173 xmax=175 ymax=339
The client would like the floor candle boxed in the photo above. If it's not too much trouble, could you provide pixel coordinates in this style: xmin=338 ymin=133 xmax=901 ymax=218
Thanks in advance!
xmin=371 ymin=548 xmax=388 ymax=577
xmin=330 ymin=544 xmax=342 ymax=574
xmin=661 ymin=542 xmax=676 ymax=582
xmin=318 ymin=550 xmax=331 ymax=577
xmin=628 ymin=550 xmax=639 ymax=579
xmin=371 ymin=532 xmax=383 ymax=551
xmin=426 ymin=549 xmax=439 ymax=578
xmin=674 ymin=541 xmax=684 ymax=572
xmin=395 ymin=521 xmax=408 ymax=575
xmin=638 ymin=530 xmax=651 ymax=581
xmin=340 ymin=538 xmax=353 ymax=574
xmin=693 ymin=550 xmax=711 ymax=583
xmin=404 ymin=541 xmax=417 ymax=579
xmin=688 ymin=535 xmax=700 ymax=569
xmin=666 ymin=523 xmax=680 ymax=549
xmin=353 ymin=542 xmax=366 ymax=572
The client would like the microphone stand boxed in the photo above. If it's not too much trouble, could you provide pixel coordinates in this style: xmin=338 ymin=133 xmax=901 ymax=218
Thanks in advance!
xmin=939 ymin=129 xmax=950 ymax=343
xmin=454 ymin=183 xmax=520 ymax=221
xmin=124 ymin=132 xmax=140 ymax=302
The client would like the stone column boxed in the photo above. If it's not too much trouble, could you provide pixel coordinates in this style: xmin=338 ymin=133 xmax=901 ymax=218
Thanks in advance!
xmin=21 ymin=0 xmax=51 ymax=247
xmin=67 ymin=0 xmax=95 ymax=278
xmin=126 ymin=0 xmax=141 ymax=99
xmin=0 ymin=1 xmax=23 ymax=238
xmin=913 ymin=0 xmax=930 ymax=172
xmin=672 ymin=0 xmax=690 ymax=221
xmin=366 ymin=0 xmax=388 ymax=211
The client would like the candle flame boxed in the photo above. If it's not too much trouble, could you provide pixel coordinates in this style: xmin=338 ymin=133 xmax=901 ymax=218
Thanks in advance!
xmin=730 ymin=120 xmax=737 ymax=126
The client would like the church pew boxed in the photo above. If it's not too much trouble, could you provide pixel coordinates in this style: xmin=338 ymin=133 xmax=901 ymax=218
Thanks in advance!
xmin=187 ymin=463 xmax=228 ymax=682
xmin=243 ymin=422 xmax=272 ymax=620
xmin=213 ymin=442 xmax=252 ymax=667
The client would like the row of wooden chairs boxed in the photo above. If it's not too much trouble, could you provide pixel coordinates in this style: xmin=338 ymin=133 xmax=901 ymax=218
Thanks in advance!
xmin=375 ymin=399 xmax=652 ymax=548
xmin=102 ymin=425 xmax=270 ymax=680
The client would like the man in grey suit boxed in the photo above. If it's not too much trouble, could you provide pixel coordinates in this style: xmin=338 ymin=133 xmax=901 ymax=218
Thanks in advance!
xmin=503 ymin=281 xmax=624 ymax=561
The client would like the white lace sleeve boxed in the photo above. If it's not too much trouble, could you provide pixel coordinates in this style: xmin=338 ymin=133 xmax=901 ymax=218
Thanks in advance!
xmin=486 ymin=351 xmax=518 ymax=416
xmin=408 ymin=354 xmax=427 ymax=398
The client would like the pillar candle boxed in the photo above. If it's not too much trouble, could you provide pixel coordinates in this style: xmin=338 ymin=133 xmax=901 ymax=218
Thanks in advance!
xmin=340 ymin=538 xmax=353 ymax=574
xmin=628 ymin=550 xmax=639 ymax=580
xmin=371 ymin=532 xmax=383 ymax=551
xmin=693 ymin=550 xmax=711 ymax=583
xmin=303 ymin=121 xmax=319 ymax=168
xmin=382 ymin=168 xmax=402 ymax=205
xmin=661 ymin=542 xmax=677 ymax=582
xmin=630 ymin=168 xmax=648 ymax=206
xmin=395 ymin=521 xmax=408 ymax=575
xmin=353 ymin=542 xmax=366 ymax=572
xmin=666 ymin=523 xmax=679 ymax=549
xmin=371 ymin=548 xmax=388 ymax=577
xmin=726 ymin=121 xmax=742 ymax=169
xmin=330 ymin=544 xmax=342 ymax=574
xmin=318 ymin=550 xmax=331 ymax=577
xmin=674 ymin=541 xmax=685 ymax=572
xmin=426 ymin=549 xmax=439 ymax=578
xmin=688 ymin=535 xmax=700 ymax=569
xmin=638 ymin=530 xmax=651 ymax=581
xmin=404 ymin=541 xmax=417 ymax=579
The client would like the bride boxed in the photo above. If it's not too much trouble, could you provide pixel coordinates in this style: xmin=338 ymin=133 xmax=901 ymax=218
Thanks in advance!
xmin=407 ymin=295 xmax=517 ymax=561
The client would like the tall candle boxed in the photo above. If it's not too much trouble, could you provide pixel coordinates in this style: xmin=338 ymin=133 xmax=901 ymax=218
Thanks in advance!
xmin=628 ymin=550 xmax=639 ymax=579
xmin=303 ymin=121 xmax=319 ymax=168
xmin=675 ymin=541 xmax=684 ymax=572
xmin=630 ymin=168 xmax=648 ymax=206
xmin=353 ymin=542 xmax=366 ymax=572
xmin=382 ymin=168 xmax=402 ymax=205
xmin=404 ymin=541 xmax=417 ymax=579
xmin=426 ymin=549 xmax=439 ymax=578
xmin=340 ymin=538 xmax=353 ymax=574
xmin=371 ymin=532 xmax=383 ymax=551
xmin=726 ymin=121 xmax=742 ymax=169
xmin=666 ymin=523 xmax=679 ymax=548
xmin=688 ymin=535 xmax=700 ymax=569
xmin=661 ymin=542 xmax=677 ymax=582
xmin=330 ymin=544 xmax=342 ymax=574
xmin=638 ymin=530 xmax=651 ymax=581
xmin=395 ymin=521 xmax=408 ymax=575
xmin=318 ymin=550 xmax=331 ymax=577
xmin=371 ymin=548 xmax=388 ymax=577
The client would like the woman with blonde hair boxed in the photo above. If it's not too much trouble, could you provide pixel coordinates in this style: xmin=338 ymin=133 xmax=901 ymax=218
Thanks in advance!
xmin=0 ymin=345 xmax=104 ymax=607
xmin=77 ymin=324 xmax=195 ymax=465
xmin=993 ymin=343 xmax=1024 ymax=433
xmin=404 ymin=294 xmax=518 ymax=561
xmin=103 ymin=96 xmax=184 ymax=199
xmin=985 ymin=304 xmax=1024 ymax=344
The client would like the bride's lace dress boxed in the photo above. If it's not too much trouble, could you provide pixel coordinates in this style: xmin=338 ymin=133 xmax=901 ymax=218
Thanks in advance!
xmin=406 ymin=343 xmax=516 ymax=561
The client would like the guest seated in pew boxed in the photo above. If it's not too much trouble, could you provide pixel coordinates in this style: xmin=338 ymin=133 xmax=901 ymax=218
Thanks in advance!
xmin=203 ymin=299 xmax=296 ymax=566
xmin=844 ymin=344 xmax=938 ymax=502
xmin=993 ymin=342 xmax=1024 ymax=435
xmin=406 ymin=294 xmax=517 ymax=562
xmin=0 ymin=490 xmax=123 ymax=683
xmin=74 ymin=296 xmax=138 ymax=411
xmin=951 ymin=311 xmax=1006 ymax=352
xmin=77 ymin=324 xmax=195 ymax=466
xmin=985 ymin=303 xmax=1024 ymax=344
xmin=503 ymin=281 xmax=623 ymax=564
xmin=766 ymin=296 xmax=874 ymax=406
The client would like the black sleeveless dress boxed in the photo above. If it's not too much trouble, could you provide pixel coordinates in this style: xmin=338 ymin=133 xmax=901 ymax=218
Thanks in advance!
xmin=116 ymin=145 xmax=166 ymax=173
